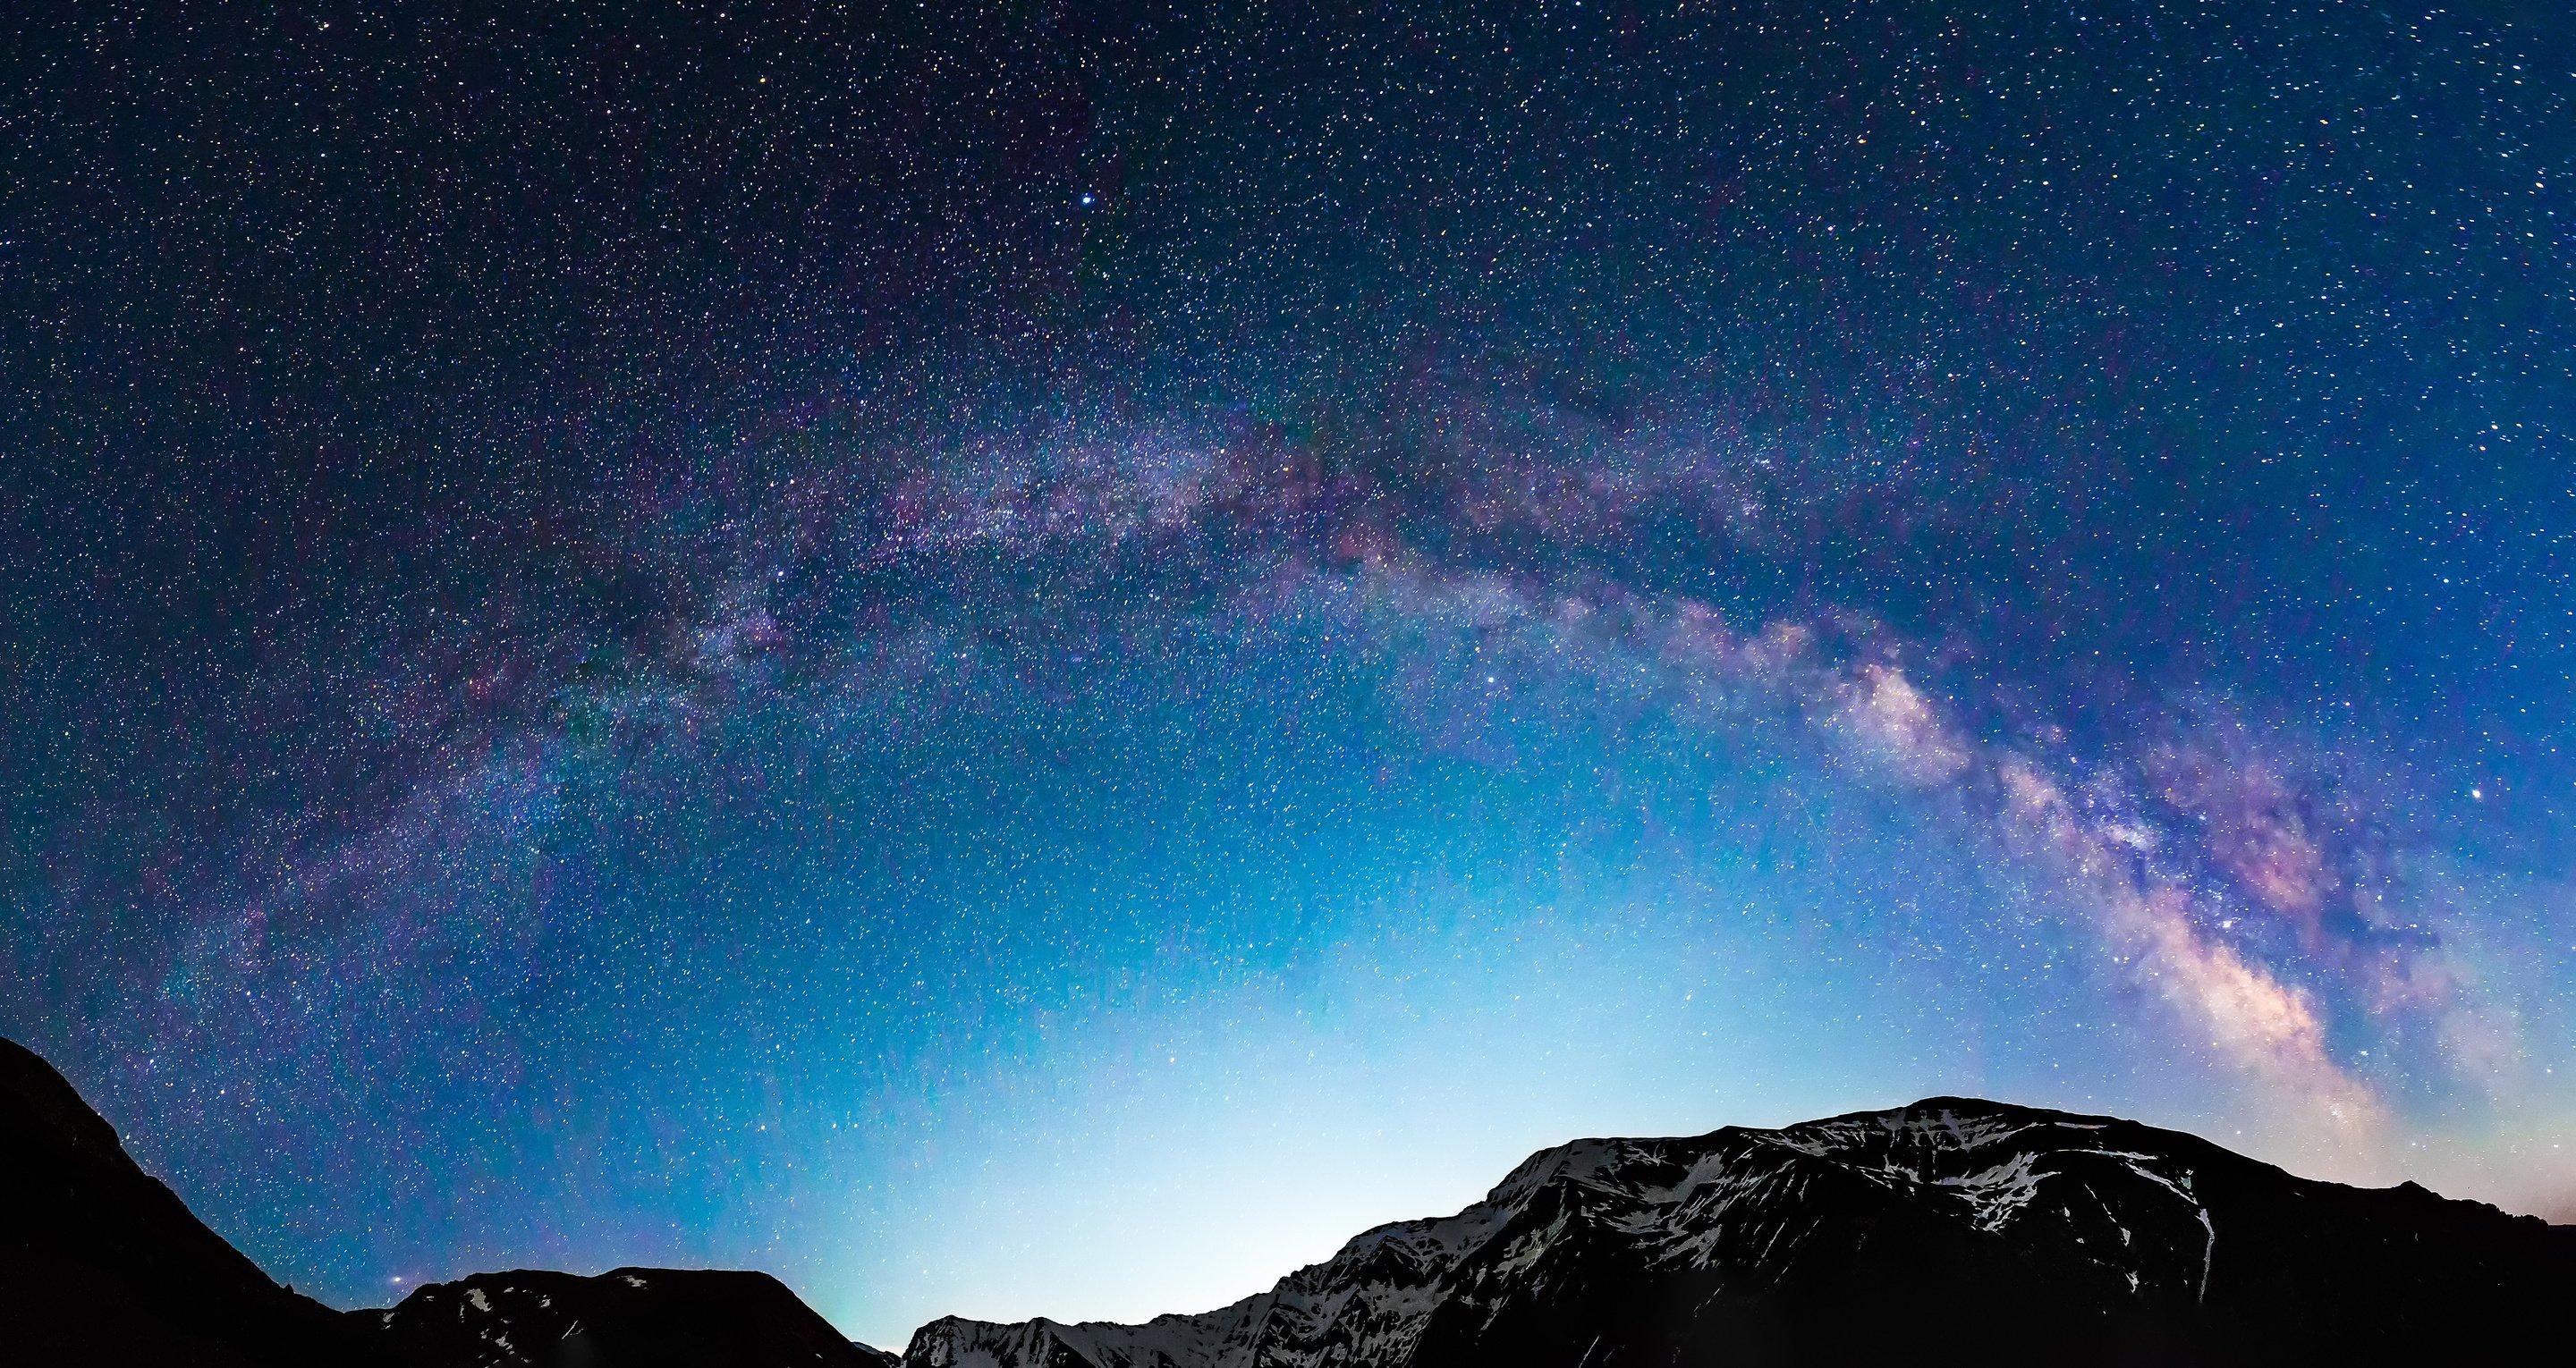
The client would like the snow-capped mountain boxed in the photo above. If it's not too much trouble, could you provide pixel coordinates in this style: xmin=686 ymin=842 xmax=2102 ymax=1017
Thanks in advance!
xmin=906 ymin=1098 xmax=2575 ymax=1366
xmin=369 ymin=1265 xmax=898 ymax=1368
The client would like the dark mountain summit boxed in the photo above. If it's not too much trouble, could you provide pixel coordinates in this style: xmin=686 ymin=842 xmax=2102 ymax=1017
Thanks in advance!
xmin=369 ymin=1266 xmax=892 ymax=1367
xmin=4 ymin=1035 xmax=2566 ymax=1365
xmin=909 ymin=1098 xmax=2576 ymax=1367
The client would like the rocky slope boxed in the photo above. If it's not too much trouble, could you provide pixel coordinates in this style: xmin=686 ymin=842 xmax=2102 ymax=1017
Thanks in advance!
xmin=906 ymin=1098 xmax=2576 ymax=1367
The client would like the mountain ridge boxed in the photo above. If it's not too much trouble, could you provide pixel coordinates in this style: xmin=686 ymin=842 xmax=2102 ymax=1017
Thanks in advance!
xmin=4 ymin=1036 xmax=2566 ymax=1366
xmin=907 ymin=1095 xmax=2573 ymax=1367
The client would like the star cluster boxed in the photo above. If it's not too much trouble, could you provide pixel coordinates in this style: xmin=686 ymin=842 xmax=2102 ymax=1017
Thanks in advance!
xmin=3 ymin=0 xmax=2572 ymax=1347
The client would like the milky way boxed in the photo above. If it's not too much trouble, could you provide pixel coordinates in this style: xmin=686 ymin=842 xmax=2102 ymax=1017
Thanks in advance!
xmin=4 ymin=0 xmax=2572 ymax=1346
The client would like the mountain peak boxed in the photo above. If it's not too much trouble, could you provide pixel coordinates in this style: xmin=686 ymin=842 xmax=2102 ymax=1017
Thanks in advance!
xmin=372 ymin=1264 xmax=891 ymax=1367
xmin=914 ymin=1095 xmax=2573 ymax=1368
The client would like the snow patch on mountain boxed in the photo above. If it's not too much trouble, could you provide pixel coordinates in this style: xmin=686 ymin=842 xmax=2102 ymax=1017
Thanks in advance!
xmin=907 ymin=1098 xmax=2233 ymax=1368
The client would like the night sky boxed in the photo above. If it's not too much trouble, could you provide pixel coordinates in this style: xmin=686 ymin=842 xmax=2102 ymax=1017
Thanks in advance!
xmin=4 ymin=0 xmax=2572 ymax=1347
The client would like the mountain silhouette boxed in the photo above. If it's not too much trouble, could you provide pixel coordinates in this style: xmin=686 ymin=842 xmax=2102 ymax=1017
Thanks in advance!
xmin=369 ymin=1266 xmax=893 ymax=1367
xmin=4 ymin=1036 xmax=2567 ymax=1365
xmin=0 ymin=1038 xmax=889 ymax=1366
xmin=0 ymin=1037 xmax=354 ymax=1365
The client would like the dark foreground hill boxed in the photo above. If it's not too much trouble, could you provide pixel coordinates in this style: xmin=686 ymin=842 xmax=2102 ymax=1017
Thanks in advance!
xmin=910 ymin=1098 xmax=2576 ymax=1367
xmin=0 ymin=1037 xmax=891 ymax=1366
xmin=4 ymin=1034 xmax=2568 ymax=1365
xmin=0 ymin=1037 xmax=357 ymax=1365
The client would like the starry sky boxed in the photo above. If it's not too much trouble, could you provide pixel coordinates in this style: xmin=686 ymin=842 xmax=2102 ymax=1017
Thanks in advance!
xmin=3 ymin=0 xmax=2573 ymax=1347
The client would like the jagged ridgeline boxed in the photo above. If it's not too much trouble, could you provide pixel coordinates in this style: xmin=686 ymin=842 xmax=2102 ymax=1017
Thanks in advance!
xmin=4 ymin=1036 xmax=2567 ymax=1366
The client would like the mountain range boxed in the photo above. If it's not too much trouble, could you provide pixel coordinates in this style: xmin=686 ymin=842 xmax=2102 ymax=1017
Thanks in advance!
xmin=5 ymin=1035 xmax=2565 ymax=1364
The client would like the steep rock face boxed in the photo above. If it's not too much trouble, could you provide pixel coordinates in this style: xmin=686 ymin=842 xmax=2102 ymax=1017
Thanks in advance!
xmin=0 ymin=1037 xmax=357 ymax=1366
xmin=906 ymin=1098 xmax=2576 ymax=1368
xmin=369 ymin=1265 xmax=899 ymax=1368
